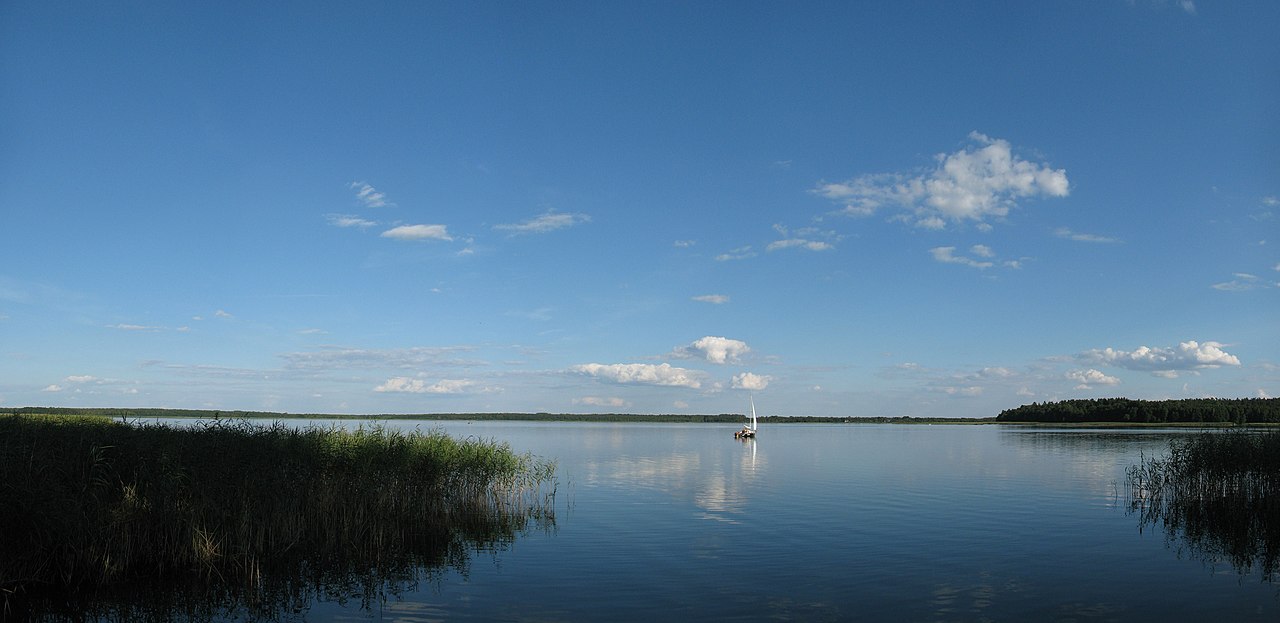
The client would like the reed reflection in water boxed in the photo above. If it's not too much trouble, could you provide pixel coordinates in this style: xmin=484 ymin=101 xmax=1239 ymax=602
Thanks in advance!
xmin=1127 ymin=429 xmax=1280 ymax=583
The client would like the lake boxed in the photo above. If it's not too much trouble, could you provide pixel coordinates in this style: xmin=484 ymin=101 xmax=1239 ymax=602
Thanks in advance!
xmin=122 ymin=421 xmax=1280 ymax=620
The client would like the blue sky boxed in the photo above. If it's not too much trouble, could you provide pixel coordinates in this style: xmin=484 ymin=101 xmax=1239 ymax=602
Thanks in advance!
xmin=2 ymin=1 xmax=1276 ymax=417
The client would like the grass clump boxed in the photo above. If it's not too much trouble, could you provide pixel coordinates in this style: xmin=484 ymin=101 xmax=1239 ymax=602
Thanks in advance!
xmin=1127 ymin=429 xmax=1280 ymax=581
xmin=0 ymin=414 xmax=555 ymax=618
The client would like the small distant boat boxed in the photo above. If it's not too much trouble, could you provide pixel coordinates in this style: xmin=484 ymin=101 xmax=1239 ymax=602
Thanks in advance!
xmin=734 ymin=396 xmax=759 ymax=439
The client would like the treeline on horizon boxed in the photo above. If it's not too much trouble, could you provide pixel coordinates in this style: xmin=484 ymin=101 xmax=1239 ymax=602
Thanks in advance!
xmin=997 ymin=397 xmax=1280 ymax=424
xmin=1 ymin=407 xmax=984 ymax=424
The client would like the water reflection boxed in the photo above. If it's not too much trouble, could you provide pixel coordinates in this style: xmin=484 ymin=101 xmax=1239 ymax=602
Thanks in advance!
xmin=16 ymin=479 xmax=555 ymax=622
xmin=581 ymin=429 xmax=765 ymax=526
xmin=1126 ymin=432 xmax=1280 ymax=583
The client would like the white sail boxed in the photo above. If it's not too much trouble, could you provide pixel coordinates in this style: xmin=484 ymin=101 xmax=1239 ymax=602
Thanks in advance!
xmin=750 ymin=395 xmax=758 ymax=432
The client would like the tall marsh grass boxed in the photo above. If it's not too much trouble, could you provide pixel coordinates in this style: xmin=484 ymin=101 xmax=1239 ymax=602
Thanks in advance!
xmin=1127 ymin=429 xmax=1280 ymax=581
xmin=0 ymin=414 xmax=556 ymax=619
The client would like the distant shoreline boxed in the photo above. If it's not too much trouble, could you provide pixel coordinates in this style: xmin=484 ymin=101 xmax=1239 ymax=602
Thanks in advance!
xmin=4 ymin=406 xmax=990 ymax=424
xmin=5 ymin=404 xmax=1279 ymax=426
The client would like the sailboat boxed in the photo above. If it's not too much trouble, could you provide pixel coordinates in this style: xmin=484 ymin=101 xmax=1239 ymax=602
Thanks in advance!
xmin=735 ymin=396 xmax=758 ymax=439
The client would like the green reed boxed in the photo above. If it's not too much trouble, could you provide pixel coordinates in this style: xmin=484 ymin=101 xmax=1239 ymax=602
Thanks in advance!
xmin=1127 ymin=429 xmax=1280 ymax=581
xmin=0 ymin=414 xmax=556 ymax=613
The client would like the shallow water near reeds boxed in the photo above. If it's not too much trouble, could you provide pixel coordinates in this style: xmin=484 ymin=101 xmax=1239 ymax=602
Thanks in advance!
xmin=76 ymin=421 xmax=1280 ymax=620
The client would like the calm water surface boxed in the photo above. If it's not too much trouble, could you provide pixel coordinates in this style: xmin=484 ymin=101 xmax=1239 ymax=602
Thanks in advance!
xmin=164 ymin=420 xmax=1280 ymax=621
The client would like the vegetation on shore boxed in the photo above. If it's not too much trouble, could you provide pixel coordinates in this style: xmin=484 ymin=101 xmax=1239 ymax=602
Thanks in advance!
xmin=1127 ymin=429 xmax=1280 ymax=582
xmin=3 ymin=406 xmax=994 ymax=424
xmin=997 ymin=397 xmax=1280 ymax=424
xmin=1 ymin=414 xmax=556 ymax=619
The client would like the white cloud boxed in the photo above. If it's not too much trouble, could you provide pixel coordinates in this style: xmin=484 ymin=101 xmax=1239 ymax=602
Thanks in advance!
xmin=816 ymin=132 xmax=1069 ymax=229
xmin=107 ymin=323 xmax=162 ymax=331
xmin=674 ymin=336 xmax=751 ymax=364
xmin=1080 ymin=340 xmax=1242 ymax=373
xmin=1066 ymin=369 xmax=1121 ymax=389
xmin=916 ymin=216 xmax=946 ymax=230
xmin=350 ymin=182 xmax=389 ymax=208
xmin=970 ymin=244 xmax=994 ymax=258
xmin=571 ymin=363 xmax=705 ymax=388
xmin=1055 ymin=227 xmax=1120 ymax=243
xmin=732 ymin=372 xmax=772 ymax=390
xmin=214 ymin=309 xmax=233 ymax=319
xmin=42 ymin=384 xmax=64 ymax=392
xmin=494 ymin=211 xmax=590 ymax=234
xmin=1263 ymin=196 xmax=1279 ymax=207
xmin=327 ymin=214 xmax=377 ymax=228
xmin=715 ymin=246 xmax=756 ymax=261
xmin=930 ymin=246 xmax=993 ymax=269
xmin=942 ymin=386 xmax=984 ymax=396
xmin=374 ymin=377 xmax=477 ymax=394
xmin=767 ymin=239 xmax=834 ymax=252
xmin=978 ymin=367 xmax=1015 ymax=378
xmin=66 ymin=375 xmax=99 ymax=383
xmin=1180 ymin=0 xmax=1196 ymax=15
xmin=575 ymin=396 xmax=628 ymax=408
xmin=692 ymin=294 xmax=730 ymax=305
xmin=381 ymin=224 xmax=453 ymax=241
xmin=674 ymin=240 xmax=696 ymax=248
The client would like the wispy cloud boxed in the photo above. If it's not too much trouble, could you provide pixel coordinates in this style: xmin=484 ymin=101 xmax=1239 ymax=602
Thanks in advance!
xmin=107 ymin=323 xmax=164 ymax=331
xmin=1055 ymin=227 xmax=1120 ymax=243
xmin=350 ymin=181 xmax=389 ymax=208
xmin=766 ymin=224 xmax=838 ymax=252
xmin=571 ymin=362 xmax=706 ymax=388
xmin=327 ymin=214 xmax=378 ymax=228
xmin=930 ymin=246 xmax=994 ymax=269
xmin=1211 ymin=273 xmax=1275 ymax=291
xmin=715 ymin=246 xmax=756 ymax=261
xmin=280 ymin=346 xmax=481 ymax=371
xmin=381 ymin=224 xmax=453 ymax=241
xmin=574 ymin=396 xmax=628 ymax=408
xmin=374 ymin=377 xmax=487 ymax=394
xmin=507 ymin=307 xmax=554 ymax=322
xmin=494 ymin=210 xmax=590 ymax=235
xmin=815 ymin=132 xmax=1069 ymax=229
xmin=692 ymin=294 xmax=730 ymax=304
